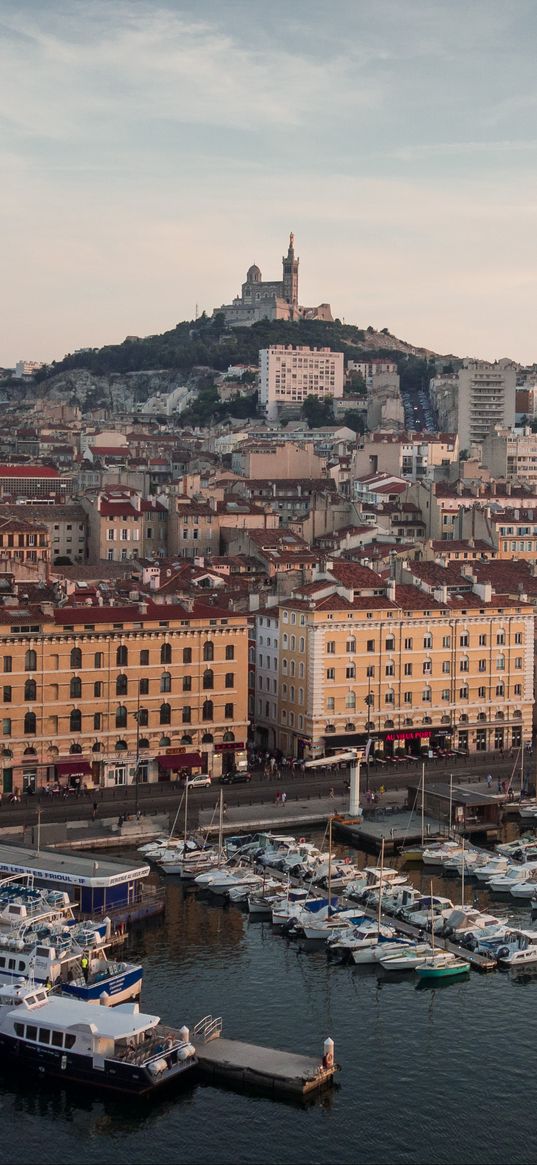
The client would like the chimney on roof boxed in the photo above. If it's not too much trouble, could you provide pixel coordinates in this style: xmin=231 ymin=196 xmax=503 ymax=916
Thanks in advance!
xmin=387 ymin=579 xmax=396 ymax=602
xmin=505 ymin=481 xmax=510 ymax=496
xmin=473 ymin=580 xmax=492 ymax=603
xmin=514 ymin=509 xmax=520 ymax=520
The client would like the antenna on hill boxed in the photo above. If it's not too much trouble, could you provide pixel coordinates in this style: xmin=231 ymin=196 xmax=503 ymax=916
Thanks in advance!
xmin=195 ymin=304 xmax=199 ymax=320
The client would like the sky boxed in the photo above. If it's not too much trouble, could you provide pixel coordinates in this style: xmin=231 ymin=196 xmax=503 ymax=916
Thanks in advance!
xmin=2 ymin=0 xmax=537 ymax=366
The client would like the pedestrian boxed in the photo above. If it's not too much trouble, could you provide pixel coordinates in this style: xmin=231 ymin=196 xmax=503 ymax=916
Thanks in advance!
xmin=80 ymin=955 xmax=89 ymax=983
xmin=281 ymin=791 xmax=287 ymax=806
xmin=379 ymin=784 xmax=385 ymax=798
xmin=497 ymin=778 xmax=502 ymax=794
xmin=223 ymin=802 xmax=228 ymax=819
xmin=486 ymin=773 xmax=492 ymax=789
xmin=275 ymin=789 xmax=281 ymax=805
xmin=92 ymin=800 xmax=97 ymax=821
xmin=329 ymin=786 xmax=335 ymax=800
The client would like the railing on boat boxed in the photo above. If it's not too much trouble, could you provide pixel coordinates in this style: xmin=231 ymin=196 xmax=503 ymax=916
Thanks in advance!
xmin=193 ymin=1014 xmax=222 ymax=1043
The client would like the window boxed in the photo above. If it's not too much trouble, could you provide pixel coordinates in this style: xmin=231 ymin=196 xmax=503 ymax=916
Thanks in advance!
xmin=93 ymin=712 xmax=102 ymax=730
xmin=422 ymin=688 xmax=432 ymax=702
xmin=496 ymin=632 xmax=505 ymax=646
xmin=460 ymin=658 xmax=469 ymax=672
xmin=515 ymin=657 xmax=523 ymax=669
xmin=442 ymin=636 xmax=451 ymax=648
xmin=327 ymin=641 xmax=336 ymax=654
xmin=459 ymin=633 xmax=468 ymax=647
xmin=94 ymin=652 xmax=103 ymax=668
xmin=515 ymin=632 xmax=522 ymax=645
xmin=497 ymin=655 xmax=505 ymax=671
xmin=479 ymin=634 xmax=487 ymax=647
xmin=160 ymin=672 xmax=171 ymax=693
xmin=225 ymin=645 xmax=235 ymax=661
xmin=423 ymin=635 xmax=432 ymax=649
xmin=139 ymin=677 xmax=149 ymax=695
xmin=496 ymin=683 xmax=504 ymax=697
xmin=404 ymin=637 xmax=413 ymax=650
xmin=346 ymin=639 xmax=356 ymax=653
xmin=116 ymin=645 xmax=128 ymax=667
xmin=441 ymin=661 xmax=450 ymax=674
xmin=514 ymin=683 xmax=522 ymax=696
xmin=385 ymin=637 xmax=395 ymax=651
xmin=137 ymin=708 xmax=149 ymax=727
xmin=224 ymin=702 xmax=234 ymax=718
xmin=326 ymin=696 xmax=335 ymax=711
xmin=69 ymin=709 xmax=81 ymax=732
xmin=404 ymin=662 xmax=412 ymax=676
xmin=182 ymin=706 xmax=191 ymax=724
xmin=69 ymin=677 xmax=80 ymax=699
xmin=202 ymin=699 xmax=213 ymax=721
xmin=441 ymin=689 xmax=450 ymax=701
xmin=459 ymin=687 xmax=468 ymax=700
xmin=160 ymin=703 xmax=171 ymax=725
xmin=116 ymin=673 xmax=128 ymax=696
xmin=346 ymin=665 xmax=355 ymax=679
xmin=183 ymin=647 xmax=192 ymax=664
xmin=182 ymin=675 xmax=192 ymax=692
xmin=2 ymin=685 xmax=11 ymax=704
xmin=478 ymin=686 xmax=486 ymax=699
xmin=160 ymin=643 xmax=172 ymax=664
xmin=367 ymin=640 xmax=375 ymax=652
xmin=2 ymin=718 xmax=10 ymax=736
xmin=385 ymin=689 xmax=394 ymax=704
xmin=203 ymin=641 xmax=214 ymax=662
xmin=70 ymin=647 xmax=81 ymax=669
xmin=140 ymin=649 xmax=149 ymax=666
xmin=225 ymin=672 xmax=234 ymax=688
xmin=326 ymin=667 xmax=335 ymax=680
xmin=423 ymin=660 xmax=432 ymax=674
xmin=366 ymin=665 xmax=375 ymax=678
xmin=114 ymin=705 xmax=127 ymax=729
xmin=404 ymin=691 xmax=412 ymax=704
xmin=25 ymin=650 xmax=37 ymax=672
xmin=3 ymin=656 xmax=11 ymax=674
xmin=385 ymin=662 xmax=395 ymax=676
xmin=202 ymin=669 xmax=214 ymax=690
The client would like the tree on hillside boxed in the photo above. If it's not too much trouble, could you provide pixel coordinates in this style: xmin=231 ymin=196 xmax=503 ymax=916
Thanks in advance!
xmin=301 ymin=394 xmax=334 ymax=428
xmin=341 ymin=410 xmax=365 ymax=434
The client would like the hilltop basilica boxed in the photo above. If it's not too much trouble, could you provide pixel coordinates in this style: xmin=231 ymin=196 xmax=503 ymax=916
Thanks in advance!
xmin=213 ymin=233 xmax=333 ymax=328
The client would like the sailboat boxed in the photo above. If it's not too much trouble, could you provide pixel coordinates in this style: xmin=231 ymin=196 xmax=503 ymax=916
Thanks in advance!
xmin=415 ymin=878 xmax=471 ymax=980
xmin=158 ymin=783 xmax=219 ymax=877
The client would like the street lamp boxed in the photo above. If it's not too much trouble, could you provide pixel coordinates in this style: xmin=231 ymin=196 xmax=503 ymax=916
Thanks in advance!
xmin=133 ymin=694 xmax=141 ymax=816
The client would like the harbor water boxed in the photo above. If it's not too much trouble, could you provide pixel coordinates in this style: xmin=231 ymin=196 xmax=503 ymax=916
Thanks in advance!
xmin=4 ymin=844 xmax=537 ymax=1165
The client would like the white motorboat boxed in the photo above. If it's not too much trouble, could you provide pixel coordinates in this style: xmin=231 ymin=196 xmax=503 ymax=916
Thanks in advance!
xmin=474 ymin=857 xmax=510 ymax=883
xmin=400 ymin=896 xmax=453 ymax=927
xmin=496 ymin=932 xmax=537 ymax=965
xmin=422 ymin=841 xmax=463 ymax=866
xmin=379 ymin=943 xmax=434 ymax=971
xmin=350 ymin=925 xmax=397 ymax=964
xmin=487 ymin=868 xmax=534 ymax=893
xmin=441 ymin=907 xmax=501 ymax=940
xmin=301 ymin=908 xmax=369 ymax=941
xmin=509 ymin=877 xmax=537 ymax=900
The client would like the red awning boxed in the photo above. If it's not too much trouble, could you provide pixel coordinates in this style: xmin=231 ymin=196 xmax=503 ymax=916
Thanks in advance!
xmin=55 ymin=759 xmax=92 ymax=777
xmin=157 ymin=752 xmax=202 ymax=771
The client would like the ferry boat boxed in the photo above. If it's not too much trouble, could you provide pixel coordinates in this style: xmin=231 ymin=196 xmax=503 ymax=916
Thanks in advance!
xmin=0 ymin=914 xmax=143 ymax=1004
xmin=0 ymin=981 xmax=197 ymax=1094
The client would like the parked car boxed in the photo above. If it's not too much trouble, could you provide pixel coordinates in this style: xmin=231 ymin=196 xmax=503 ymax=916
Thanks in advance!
xmin=185 ymin=774 xmax=212 ymax=789
xmin=219 ymin=771 xmax=252 ymax=785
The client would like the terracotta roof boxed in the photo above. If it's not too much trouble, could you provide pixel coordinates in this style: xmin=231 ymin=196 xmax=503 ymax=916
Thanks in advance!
xmin=0 ymin=465 xmax=60 ymax=478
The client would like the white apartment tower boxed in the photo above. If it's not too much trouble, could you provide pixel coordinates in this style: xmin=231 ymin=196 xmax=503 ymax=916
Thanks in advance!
xmin=457 ymin=360 xmax=516 ymax=452
xmin=259 ymin=345 xmax=344 ymax=420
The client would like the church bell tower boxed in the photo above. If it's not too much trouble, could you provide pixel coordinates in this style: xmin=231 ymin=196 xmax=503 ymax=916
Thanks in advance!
xmin=282 ymin=232 xmax=299 ymax=310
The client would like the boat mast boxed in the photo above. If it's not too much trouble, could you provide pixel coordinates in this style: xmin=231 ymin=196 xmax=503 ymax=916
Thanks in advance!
xmin=449 ymin=773 xmax=453 ymax=837
xmin=521 ymin=737 xmax=524 ymax=800
xmin=218 ymin=788 xmax=224 ymax=864
xmin=184 ymin=778 xmax=189 ymax=849
xmin=421 ymin=761 xmax=425 ymax=846
xmin=430 ymin=878 xmax=435 ymax=956
xmin=377 ymin=837 xmax=384 ymax=936
xmin=328 ymin=815 xmax=332 ymax=908
xmin=461 ymin=837 xmax=465 ymax=907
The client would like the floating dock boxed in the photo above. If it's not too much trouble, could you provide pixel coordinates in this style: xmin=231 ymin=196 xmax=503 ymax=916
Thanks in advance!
xmin=192 ymin=1016 xmax=337 ymax=1098
xmin=333 ymin=810 xmax=447 ymax=855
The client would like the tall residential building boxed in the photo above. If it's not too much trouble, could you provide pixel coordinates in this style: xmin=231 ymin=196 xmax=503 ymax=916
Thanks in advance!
xmin=259 ymin=345 xmax=344 ymax=421
xmin=482 ymin=427 xmax=537 ymax=487
xmin=457 ymin=360 xmax=516 ymax=452
xmin=267 ymin=581 xmax=533 ymax=760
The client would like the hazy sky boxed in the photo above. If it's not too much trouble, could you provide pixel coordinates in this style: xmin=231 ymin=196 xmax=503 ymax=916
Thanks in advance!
xmin=3 ymin=0 xmax=537 ymax=366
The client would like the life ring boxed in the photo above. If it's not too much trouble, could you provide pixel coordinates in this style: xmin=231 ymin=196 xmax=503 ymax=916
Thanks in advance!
xmin=299 ymin=837 xmax=306 ymax=844
xmin=323 ymin=1051 xmax=334 ymax=1069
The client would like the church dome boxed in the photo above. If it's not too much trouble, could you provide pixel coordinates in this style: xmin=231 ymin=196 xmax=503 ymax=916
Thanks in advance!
xmin=246 ymin=263 xmax=262 ymax=283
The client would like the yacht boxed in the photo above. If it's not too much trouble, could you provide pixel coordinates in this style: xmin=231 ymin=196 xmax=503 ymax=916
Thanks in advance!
xmin=379 ymin=943 xmax=434 ymax=971
xmin=0 ymin=984 xmax=196 ymax=1094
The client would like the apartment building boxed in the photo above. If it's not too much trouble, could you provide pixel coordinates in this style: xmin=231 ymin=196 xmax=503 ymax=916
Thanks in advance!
xmin=270 ymin=581 xmax=533 ymax=760
xmin=259 ymin=345 xmax=344 ymax=421
xmin=82 ymin=488 xmax=168 ymax=563
xmin=0 ymin=465 xmax=73 ymax=501
xmin=254 ymin=607 xmax=280 ymax=752
xmin=352 ymin=432 xmax=459 ymax=483
xmin=457 ymin=361 xmax=516 ymax=451
xmin=0 ymin=504 xmax=87 ymax=564
xmin=482 ymin=427 xmax=537 ymax=486
xmin=0 ymin=598 xmax=248 ymax=795
xmin=0 ymin=516 xmax=49 ymax=564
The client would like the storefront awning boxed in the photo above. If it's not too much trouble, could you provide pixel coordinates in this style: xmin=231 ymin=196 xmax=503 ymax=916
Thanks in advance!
xmin=215 ymin=741 xmax=244 ymax=753
xmin=157 ymin=752 xmax=202 ymax=770
xmin=55 ymin=759 xmax=92 ymax=777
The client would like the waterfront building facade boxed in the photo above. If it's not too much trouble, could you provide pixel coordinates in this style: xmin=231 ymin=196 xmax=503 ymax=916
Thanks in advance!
xmin=0 ymin=600 xmax=248 ymax=795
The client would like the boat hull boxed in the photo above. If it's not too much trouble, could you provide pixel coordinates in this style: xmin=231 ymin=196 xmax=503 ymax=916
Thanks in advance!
xmin=61 ymin=965 xmax=143 ymax=1005
xmin=0 ymin=1032 xmax=197 ymax=1095
xmin=415 ymin=962 xmax=470 ymax=979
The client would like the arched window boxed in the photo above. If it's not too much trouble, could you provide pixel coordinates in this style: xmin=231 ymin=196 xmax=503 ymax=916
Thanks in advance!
xmin=115 ymin=740 xmax=127 ymax=751
xmin=181 ymin=734 xmax=192 ymax=744
xmin=202 ymin=732 xmax=214 ymax=744
xmin=202 ymin=699 xmax=213 ymax=721
xmin=160 ymin=703 xmax=171 ymax=725
xmin=159 ymin=735 xmax=171 ymax=748
xmin=182 ymin=706 xmax=191 ymax=723
xmin=69 ymin=743 xmax=82 ymax=754
xmin=70 ymin=647 xmax=82 ymax=669
xmin=116 ymin=673 xmax=128 ymax=696
xmin=223 ymin=730 xmax=235 ymax=742
xmin=24 ymin=679 xmax=37 ymax=701
xmin=69 ymin=709 xmax=81 ymax=733
xmin=116 ymin=644 xmax=128 ymax=667
xmin=25 ymin=650 xmax=37 ymax=672
xmin=70 ymin=677 xmax=81 ymax=699
xmin=345 ymin=722 xmax=355 ymax=732
xmin=203 ymin=641 xmax=214 ymax=662
xmin=139 ymin=738 xmax=149 ymax=749
xmin=92 ymin=742 xmax=102 ymax=752
xmin=346 ymin=691 xmax=356 ymax=709
xmin=160 ymin=672 xmax=171 ymax=693
xmin=202 ymin=668 xmax=214 ymax=690
xmin=24 ymin=711 xmax=36 ymax=735
xmin=160 ymin=643 xmax=172 ymax=664
xmin=325 ymin=724 xmax=336 ymax=734
xmin=115 ymin=705 xmax=127 ymax=728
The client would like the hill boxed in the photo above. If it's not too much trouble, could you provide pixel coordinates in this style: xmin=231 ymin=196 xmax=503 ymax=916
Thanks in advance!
xmin=36 ymin=314 xmax=455 ymax=386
